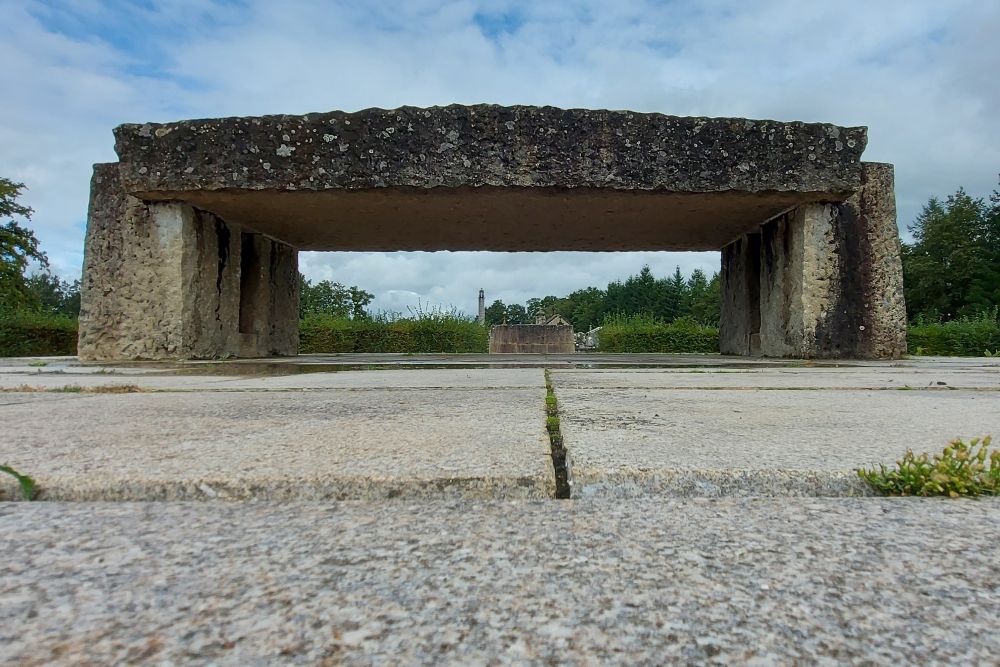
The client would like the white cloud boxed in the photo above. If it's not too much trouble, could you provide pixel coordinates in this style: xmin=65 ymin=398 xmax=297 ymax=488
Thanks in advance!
xmin=1 ymin=0 xmax=997 ymax=313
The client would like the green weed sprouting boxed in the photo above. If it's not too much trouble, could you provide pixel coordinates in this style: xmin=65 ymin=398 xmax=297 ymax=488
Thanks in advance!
xmin=0 ymin=464 xmax=37 ymax=500
xmin=858 ymin=436 xmax=998 ymax=497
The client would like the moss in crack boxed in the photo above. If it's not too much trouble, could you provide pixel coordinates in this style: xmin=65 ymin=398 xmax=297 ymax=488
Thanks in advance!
xmin=544 ymin=369 xmax=571 ymax=499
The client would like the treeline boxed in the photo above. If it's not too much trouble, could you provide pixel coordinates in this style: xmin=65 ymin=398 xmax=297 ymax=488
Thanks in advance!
xmin=0 ymin=178 xmax=79 ymax=318
xmin=485 ymin=266 xmax=721 ymax=331
xmin=298 ymin=274 xmax=373 ymax=319
xmin=902 ymin=182 xmax=1000 ymax=322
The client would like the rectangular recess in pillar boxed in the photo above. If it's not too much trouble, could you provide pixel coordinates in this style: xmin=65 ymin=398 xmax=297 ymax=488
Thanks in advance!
xmin=238 ymin=232 xmax=263 ymax=336
xmin=720 ymin=233 xmax=761 ymax=356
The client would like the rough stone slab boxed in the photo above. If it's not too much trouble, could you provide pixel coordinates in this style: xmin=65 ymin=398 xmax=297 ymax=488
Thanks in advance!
xmin=555 ymin=387 xmax=1000 ymax=497
xmin=107 ymin=106 xmax=868 ymax=252
xmin=116 ymin=105 xmax=866 ymax=195
xmin=0 ymin=368 xmax=546 ymax=392
xmin=1 ymin=498 xmax=998 ymax=665
xmin=0 ymin=388 xmax=552 ymax=501
xmin=550 ymin=367 xmax=1000 ymax=390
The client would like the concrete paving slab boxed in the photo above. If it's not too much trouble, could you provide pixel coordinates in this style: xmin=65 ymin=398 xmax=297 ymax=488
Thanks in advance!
xmin=0 ymin=368 xmax=545 ymax=392
xmin=555 ymin=386 xmax=1000 ymax=497
xmin=1 ymin=498 xmax=998 ymax=665
xmin=0 ymin=388 xmax=553 ymax=501
xmin=550 ymin=367 xmax=1000 ymax=390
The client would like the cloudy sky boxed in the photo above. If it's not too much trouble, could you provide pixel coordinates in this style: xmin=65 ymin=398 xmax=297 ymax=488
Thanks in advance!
xmin=2 ymin=0 xmax=998 ymax=315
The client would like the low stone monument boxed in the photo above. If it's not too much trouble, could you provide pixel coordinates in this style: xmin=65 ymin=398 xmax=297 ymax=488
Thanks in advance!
xmin=489 ymin=324 xmax=575 ymax=354
xmin=78 ymin=104 xmax=905 ymax=360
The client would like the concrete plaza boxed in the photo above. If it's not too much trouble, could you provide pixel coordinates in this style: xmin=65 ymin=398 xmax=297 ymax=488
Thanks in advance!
xmin=1 ymin=354 xmax=999 ymax=663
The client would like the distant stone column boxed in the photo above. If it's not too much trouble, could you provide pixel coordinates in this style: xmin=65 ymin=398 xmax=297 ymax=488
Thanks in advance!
xmin=78 ymin=163 xmax=298 ymax=361
xmin=478 ymin=288 xmax=485 ymax=325
xmin=719 ymin=162 xmax=906 ymax=359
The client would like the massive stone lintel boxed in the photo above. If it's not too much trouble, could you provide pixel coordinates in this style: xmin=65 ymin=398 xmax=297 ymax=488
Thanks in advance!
xmin=112 ymin=105 xmax=866 ymax=252
xmin=79 ymin=105 xmax=903 ymax=360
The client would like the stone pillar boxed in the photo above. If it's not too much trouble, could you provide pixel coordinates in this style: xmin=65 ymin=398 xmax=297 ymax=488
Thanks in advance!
xmin=719 ymin=162 xmax=906 ymax=359
xmin=78 ymin=163 xmax=299 ymax=361
xmin=839 ymin=162 xmax=907 ymax=358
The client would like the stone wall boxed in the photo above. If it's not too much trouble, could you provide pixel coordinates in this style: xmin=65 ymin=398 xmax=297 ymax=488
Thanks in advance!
xmin=719 ymin=162 xmax=906 ymax=359
xmin=489 ymin=325 xmax=575 ymax=354
xmin=78 ymin=163 xmax=298 ymax=361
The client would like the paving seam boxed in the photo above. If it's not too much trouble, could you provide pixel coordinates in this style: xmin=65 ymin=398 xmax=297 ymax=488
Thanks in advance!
xmin=542 ymin=369 xmax=571 ymax=499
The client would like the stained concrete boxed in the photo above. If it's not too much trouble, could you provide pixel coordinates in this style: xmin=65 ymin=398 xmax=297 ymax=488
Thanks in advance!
xmin=2 ymin=498 xmax=999 ymax=665
xmin=554 ymin=378 xmax=1000 ymax=497
xmin=0 ymin=367 xmax=548 ymax=391
xmin=0 ymin=377 xmax=553 ymax=501
xmin=5 ymin=357 xmax=997 ymax=500
xmin=720 ymin=162 xmax=907 ymax=359
xmin=548 ymin=367 xmax=1000 ymax=390
xmin=78 ymin=165 xmax=298 ymax=361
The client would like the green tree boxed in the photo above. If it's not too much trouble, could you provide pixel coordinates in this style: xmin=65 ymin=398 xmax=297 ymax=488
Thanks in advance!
xmin=563 ymin=287 xmax=606 ymax=331
xmin=902 ymin=187 xmax=1000 ymax=321
xmin=348 ymin=286 xmax=374 ymax=319
xmin=25 ymin=272 xmax=80 ymax=316
xmin=484 ymin=299 xmax=508 ymax=326
xmin=506 ymin=303 xmax=529 ymax=324
xmin=689 ymin=271 xmax=721 ymax=326
xmin=298 ymin=273 xmax=373 ymax=319
xmin=1 ymin=178 xmax=48 ymax=313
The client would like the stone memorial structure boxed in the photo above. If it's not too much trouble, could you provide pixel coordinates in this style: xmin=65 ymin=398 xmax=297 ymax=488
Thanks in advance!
xmin=489 ymin=324 xmax=576 ymax=354
xmin=79 ymin=104 xmax=906 ymax=360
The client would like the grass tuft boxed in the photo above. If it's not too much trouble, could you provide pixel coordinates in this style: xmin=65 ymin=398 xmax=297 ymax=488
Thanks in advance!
xmin=1 ymin=464 xmax=37 ymax=500
xmin=858 ymin=435 xmax=999 ymax=497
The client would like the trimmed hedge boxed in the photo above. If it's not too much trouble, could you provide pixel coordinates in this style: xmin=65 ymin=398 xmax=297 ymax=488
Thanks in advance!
xmin=5 ymin=311 xmax=997 ymax=357
xmin=597 ymin=314 xmax=720 ymax=353
xmin=0 ymin=313 xmax=78 ymax=357
xmin=908 ymin=314 xmax=1000 ymax=357
xmin=299 ymin=315 xmax=488 ymax=353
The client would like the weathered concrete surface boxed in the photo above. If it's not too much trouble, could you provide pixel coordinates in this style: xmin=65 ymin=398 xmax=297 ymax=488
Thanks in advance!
xmin=2 ymin=498 xmax=999 ymax=665
xmin=554 ymin=381 xmax=1000 ymax=497
xmin=720 ymin=162 xmax=907 ymax=359
xmin=548 ymin=367 xmax=1000 ymax=391
xmin=78 ymin=165 xmax=299 ymax=360
xmin=0 ymin=381 xmax=553 ymax=501
xmin=489 ymin=324 xmax=575 ymax=353
xmin=0 ymin=367 xmax=548 ymax=391
xmin=109 ymin=105 xmax=867 ymax=251
xmin=5 ymin=365 xmax=1000 ymax=392
xmin=78 ymin=165 xmax=238 ymax=360
xmin=841 ymin=162 xmax=908 ymax=358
